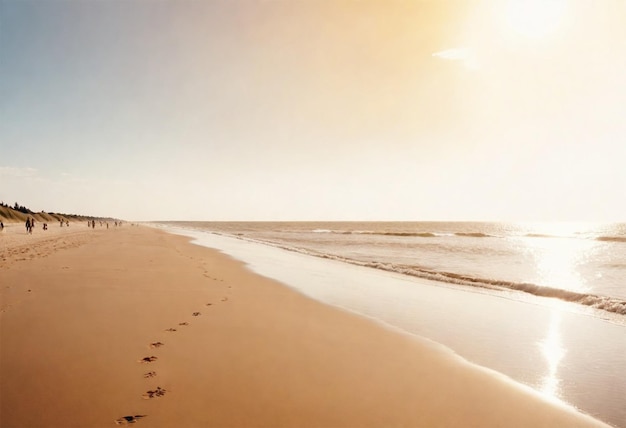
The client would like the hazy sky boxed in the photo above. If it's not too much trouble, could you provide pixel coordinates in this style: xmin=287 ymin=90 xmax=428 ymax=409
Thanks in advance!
xmin=1 ymin=0 xmax=625 ymax=221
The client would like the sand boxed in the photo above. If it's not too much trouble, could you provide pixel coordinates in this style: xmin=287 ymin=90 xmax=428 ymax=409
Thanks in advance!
xmin=0 ymin=225 xmax=610 ymax=427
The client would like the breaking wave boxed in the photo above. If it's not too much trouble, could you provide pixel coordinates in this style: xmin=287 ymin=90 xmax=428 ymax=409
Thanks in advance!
xmin=596 ymin=236 xmax=626 ymax=243
xmin=219 ymin=232 xmax=626 ymax=317
xmin=300 ymin=224 xmax=626 ymax=246
xmin=385 ymin=266 xmax=626 ymax=316
xmin=314 ymin=230 xmax=474 ymax=238
xmin=307 ymin=229 xmax=626 ymax=244
xmin=308 ymin=229 xmax=447 ymax=238
xmin=454 ymin=232 xmax=494 ymax=238
xmin=372 ymin=232 xmax=440 ymax=237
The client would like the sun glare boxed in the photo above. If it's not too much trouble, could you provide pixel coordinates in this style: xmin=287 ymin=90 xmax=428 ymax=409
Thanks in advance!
xmin=538 ymin=311 xmax=566 ymax=401
xmin=504 ymin=0 xmax=567 ymax=39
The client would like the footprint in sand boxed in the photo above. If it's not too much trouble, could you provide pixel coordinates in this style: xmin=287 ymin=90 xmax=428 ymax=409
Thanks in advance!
xmin=165 ymin=328 xmax=177 ymax=332
xmin=149 ymin=342 xmax=164 ymax=348
xmin=206 ymin=303 xmax=213 ymax=306
xmin=221 ymin=297 xmax=228 ymax=302
xmin=178 ymin=322 xmax=189 ymax=326
xmin=192 ymin=312 xmax=201 ymax=316
xmin=139 ymin=356 xmax=158 ymax=363
xmin=142 ymin=387 xmax=166 ymax=399
xmin=143 ymin=371 xmax=157 ymax=378
xmin=115 ymin=415 xmax=147 ymax=425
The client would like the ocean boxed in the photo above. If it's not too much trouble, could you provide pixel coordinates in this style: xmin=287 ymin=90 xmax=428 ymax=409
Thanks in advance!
xmin=159 ymin=221 xmax=626 ymax=427
xmin=168 ymin=221 xmax=626 ymax=316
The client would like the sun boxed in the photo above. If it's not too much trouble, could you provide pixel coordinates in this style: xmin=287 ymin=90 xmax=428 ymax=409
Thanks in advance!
xmin=504 ymin=0 xmax=568 ymax=39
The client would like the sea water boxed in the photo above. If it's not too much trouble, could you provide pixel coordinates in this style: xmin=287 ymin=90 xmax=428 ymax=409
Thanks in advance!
xmin=158 ymin=221 xmax=626 ymax=427
xmin=169 ymin=221 xmax=626 ymax=315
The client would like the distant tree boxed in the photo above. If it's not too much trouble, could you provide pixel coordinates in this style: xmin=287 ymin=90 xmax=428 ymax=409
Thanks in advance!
xmin=12 ymin=202 xmax=31 ymax=214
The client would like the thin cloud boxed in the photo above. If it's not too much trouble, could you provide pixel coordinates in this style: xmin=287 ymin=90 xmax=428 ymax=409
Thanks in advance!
xmin=432 ymin=48 xmax=480 ymax=70
xmin=0 ymin=166 xmax=38 ymax=178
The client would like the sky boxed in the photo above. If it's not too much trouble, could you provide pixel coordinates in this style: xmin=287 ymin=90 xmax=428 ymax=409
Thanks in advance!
xmin=1 ymin=0 xmax=625 ymax=221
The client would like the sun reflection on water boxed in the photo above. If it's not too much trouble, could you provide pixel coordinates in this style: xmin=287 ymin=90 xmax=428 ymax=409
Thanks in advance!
xmin=533 ymin=238 xmax=590 ymax=293
xmin=512 ymin=223 xmax=602 ymax=294
xmin=538 ymin=311 xmax=566 ymax=401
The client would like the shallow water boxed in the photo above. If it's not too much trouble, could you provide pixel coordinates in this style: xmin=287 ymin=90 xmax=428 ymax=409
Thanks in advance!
xmin=160 ymin=223 xmax=626 ymax=427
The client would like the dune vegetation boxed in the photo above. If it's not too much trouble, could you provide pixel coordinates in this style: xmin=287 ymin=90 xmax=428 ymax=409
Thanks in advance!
xmin=0 ymin=201 xmax=118 ymax=224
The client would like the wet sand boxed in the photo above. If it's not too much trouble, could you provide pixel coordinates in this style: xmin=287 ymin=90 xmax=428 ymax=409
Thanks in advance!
xmin=0 ymin=225 xmax=609 ymax=427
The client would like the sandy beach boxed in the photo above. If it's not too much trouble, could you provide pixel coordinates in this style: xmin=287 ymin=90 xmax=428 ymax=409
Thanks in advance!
xmin=0 ymin=225 xmax=610 ymax=427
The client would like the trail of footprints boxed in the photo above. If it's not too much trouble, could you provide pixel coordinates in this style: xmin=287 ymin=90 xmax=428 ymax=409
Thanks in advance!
xmin=115 ymin=286 xmax=232 ymax=425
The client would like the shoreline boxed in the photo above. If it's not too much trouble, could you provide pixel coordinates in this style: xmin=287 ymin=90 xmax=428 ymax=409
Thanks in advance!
xmin=1 ymin=226 xmax=610 ymax=427
xmin=156 ymin=221 xmax=626 ymax=321
xmin=162 ymin=225 xmax=626 ymax=427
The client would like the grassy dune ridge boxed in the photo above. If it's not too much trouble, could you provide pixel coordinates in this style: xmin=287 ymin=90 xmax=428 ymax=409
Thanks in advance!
xmin=0 ymin=205 xmax=118 ymax=224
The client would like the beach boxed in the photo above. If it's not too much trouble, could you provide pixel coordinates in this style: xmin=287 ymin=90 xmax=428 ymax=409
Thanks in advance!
xmin=0 ymin=225 xmax=611 ymax=427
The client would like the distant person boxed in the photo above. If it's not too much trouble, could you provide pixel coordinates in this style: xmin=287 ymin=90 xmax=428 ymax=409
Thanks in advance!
xmin=43 ymin=223 xmax=48 ymax=231
xmin=0 ymin=221 xmax=4 ymax=232
xmin=60 ymin=219 xmax=63 ymax=227
xmin=25 ymin=218 xmax=31 ymax=234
